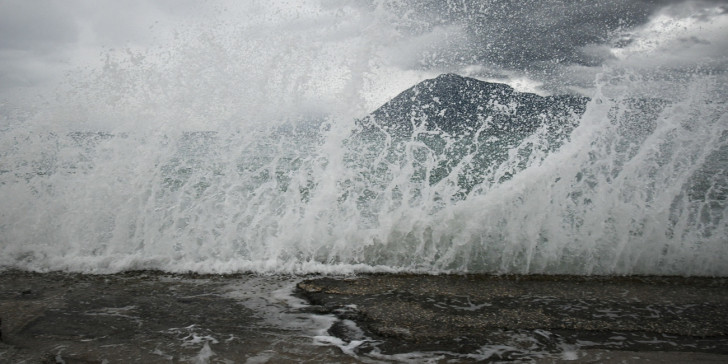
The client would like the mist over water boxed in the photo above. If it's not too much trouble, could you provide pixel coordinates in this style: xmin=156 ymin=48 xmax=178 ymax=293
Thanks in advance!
xmin=1 ymin=1 xmax=726 ymax=275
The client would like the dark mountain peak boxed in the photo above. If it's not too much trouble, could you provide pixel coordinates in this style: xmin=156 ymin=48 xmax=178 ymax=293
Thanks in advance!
xmin=435 ymin=73 xmax=462 ymax=80
xmin=361 ymin=74 xmax=588 ymax=137
xmin=431 ymin=73 xmax=514 ymax=91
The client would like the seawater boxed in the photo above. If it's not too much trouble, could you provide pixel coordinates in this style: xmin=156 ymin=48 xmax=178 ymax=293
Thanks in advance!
xmin=0 ymin=4 xmax=726 ymax=276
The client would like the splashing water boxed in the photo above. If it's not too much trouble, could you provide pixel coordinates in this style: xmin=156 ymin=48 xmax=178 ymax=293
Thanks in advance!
xmin=0 ymin=2 xmax=726 ymax=275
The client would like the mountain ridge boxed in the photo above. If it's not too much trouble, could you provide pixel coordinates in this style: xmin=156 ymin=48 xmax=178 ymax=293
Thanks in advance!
xmin=359 ymin=73 xmax=589 ymax=137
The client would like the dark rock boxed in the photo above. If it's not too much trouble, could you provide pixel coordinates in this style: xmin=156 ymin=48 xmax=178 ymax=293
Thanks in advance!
xmin=296 ymin=274 xmax=728 ymax=357
xmin=346 ymin=74 xmax=591 ymax=195
xmin=359 ymin=73 xmax=589 ymax=137
xmin=0 ymin=271 xmax=355 ymax=363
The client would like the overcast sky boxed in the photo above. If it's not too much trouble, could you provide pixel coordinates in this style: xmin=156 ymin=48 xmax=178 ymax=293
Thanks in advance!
xmin=1 ymin=0 xmax=726 ymax=113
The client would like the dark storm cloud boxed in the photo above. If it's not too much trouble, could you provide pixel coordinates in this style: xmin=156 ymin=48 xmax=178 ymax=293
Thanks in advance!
xmin=381 ymin=0 xmax=727 ymax=91
xmin=382 ymin=0 xmax=663 ymax=67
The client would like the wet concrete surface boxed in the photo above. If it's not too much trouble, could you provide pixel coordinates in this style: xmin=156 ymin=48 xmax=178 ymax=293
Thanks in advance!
xmin=296 ymin=274 xmax=728 ymax=362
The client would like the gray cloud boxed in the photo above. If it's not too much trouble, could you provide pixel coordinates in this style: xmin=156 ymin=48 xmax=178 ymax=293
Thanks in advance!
xmin=0 ymin=0 xmax=725 ymax=99
xmin=0 ymin=0 xmax=203 ymax=94
xmin=0 ymin=0 xmax=78 ymax=52
xmin=377 ymin=1 xmax=661 ymax=67
xmin=373 ymin=0 xmax=728 ymax=92
xmin=0 ymin=0 xmax=81 ymax=89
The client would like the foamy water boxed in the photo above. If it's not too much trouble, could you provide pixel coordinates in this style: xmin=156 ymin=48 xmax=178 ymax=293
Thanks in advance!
xmin=0 ymin=1 xmax=726 ymax=276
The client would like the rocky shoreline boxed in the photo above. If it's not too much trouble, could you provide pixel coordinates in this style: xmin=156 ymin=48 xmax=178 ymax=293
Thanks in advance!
xmin=1 ymin=271 xmax=727 ymax=363
xmin=295 ymin=274 xmax=728 ymax=361
xmin=0 ymin=270 xmax=352 ymax=363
